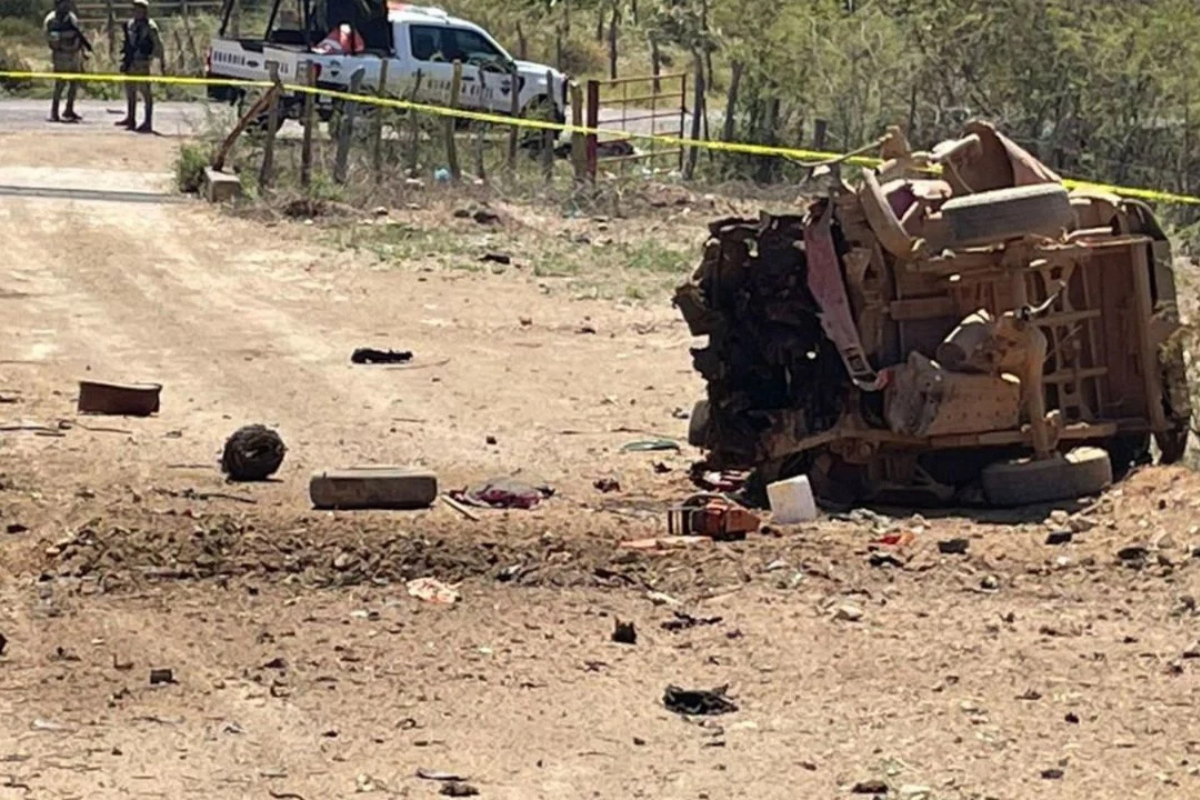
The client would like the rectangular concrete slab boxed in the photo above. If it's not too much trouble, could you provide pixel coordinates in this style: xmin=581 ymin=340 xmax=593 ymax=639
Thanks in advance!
xmin=310 ymin=468 xmax=438 ymax=510
xmin=202 ymin=167 xmax=242 ymax=203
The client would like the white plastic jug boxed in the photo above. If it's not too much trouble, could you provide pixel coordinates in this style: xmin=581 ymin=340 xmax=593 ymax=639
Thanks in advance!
xmin=767 ymin=475 xmax=817 ymax=524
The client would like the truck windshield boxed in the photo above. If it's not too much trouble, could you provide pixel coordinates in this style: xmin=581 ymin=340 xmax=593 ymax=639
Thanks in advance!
xmin=409 ymin=24 xmax=508 ymax=68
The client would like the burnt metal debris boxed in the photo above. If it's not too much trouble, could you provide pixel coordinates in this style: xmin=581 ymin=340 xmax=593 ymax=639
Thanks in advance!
xmin=675 ymin=121 xmax=1192 ymax=508
xmin=221 ymin=424 xmax=287 ymax=482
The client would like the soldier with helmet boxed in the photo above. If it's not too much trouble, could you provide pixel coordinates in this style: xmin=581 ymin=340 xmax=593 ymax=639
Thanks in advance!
xmin=117 ymin=0 xmax=165 ymax=133
xmin=43 ymin=0 xmax=93 ymax=123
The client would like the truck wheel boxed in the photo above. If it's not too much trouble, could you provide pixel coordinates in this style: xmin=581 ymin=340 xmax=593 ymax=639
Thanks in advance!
xmin=687 ymin=399 xmax=710 ymax=448
xmin=941 ymin=184 xmax=1073 ymax=247
xmin=980 ymin=446 xmax=1112 ymax=507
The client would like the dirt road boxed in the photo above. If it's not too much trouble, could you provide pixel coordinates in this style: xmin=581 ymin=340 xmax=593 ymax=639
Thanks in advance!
xmin=3 ymin=128 xmax=1200 ymax=800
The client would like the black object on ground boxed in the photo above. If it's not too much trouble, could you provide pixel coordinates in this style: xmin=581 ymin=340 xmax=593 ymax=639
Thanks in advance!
xmin=850 ymin=779 xmax=889 ymax=794
xmin=351 ymin=348 xmax=413 ymax=365
xmin=1046 ymin=530 xmax=1073 ymax=545
xmin=661 ymin=611 xmax=722 ymax=632
xmin=663 ymin=684 xmax=738 ymax=716
xmin=440 ymin=782 xmax=480 ymax=797
xmin=0 ymin=632 xmax=7 ymax=656
xmin=937 ymin=538 xmax=970 ymax=555
xmin=612 ymin=619 xmax=637 ymax=645
xmin=149 ymin=668 xmax=175 ymax=685
xmin=221 ymin=424 xmax=287 ymax=482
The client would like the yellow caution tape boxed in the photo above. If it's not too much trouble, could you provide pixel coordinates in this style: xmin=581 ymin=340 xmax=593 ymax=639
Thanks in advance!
xmin=3 ymin=69 xmax=1200 ymax=205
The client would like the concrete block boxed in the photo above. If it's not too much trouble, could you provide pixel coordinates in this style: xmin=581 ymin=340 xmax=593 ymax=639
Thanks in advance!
xmin=202 ymin=167 xmax=242 ymax=203
xmin=310 ymin=467 xmax=438 ymax=510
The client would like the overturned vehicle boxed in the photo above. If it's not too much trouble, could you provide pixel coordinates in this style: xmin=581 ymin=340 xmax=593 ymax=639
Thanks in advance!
xmin=676 ymin=122 xmax=1192 ymax=507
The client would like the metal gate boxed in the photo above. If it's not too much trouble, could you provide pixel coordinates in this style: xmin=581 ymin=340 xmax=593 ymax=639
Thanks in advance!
xmin=584 ymin=72 xmax=689 ymax=179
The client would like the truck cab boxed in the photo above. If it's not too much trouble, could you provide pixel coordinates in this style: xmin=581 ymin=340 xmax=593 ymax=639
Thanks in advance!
xmin=206 ymin=0 xmax=567 ymax=127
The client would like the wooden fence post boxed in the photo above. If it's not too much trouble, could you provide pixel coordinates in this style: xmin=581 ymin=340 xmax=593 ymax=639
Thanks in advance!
xmin=684 ymin=56 xmax=704 ymax=180
xmin=300 ymin=62 xmax=316 ymax=189
xmin=259 ymin=63 xmax=281 ymax=190
xmin=541 ymin=70 xmax=554 ymax=185
xmin=585 ymin=79 xmax=599 ymax=183
xmin=474 ymin=70 xmax=488 ymax=183
xmin=444 ymin=60 xmax=463 ymax=182
xmin=406 ymin=69 xmax=423 ymax=176
xmin=506 ymin=67 xmax=519 ymax=173
xmin=105 ymin=0 xmax=116 ymax=59
xmin=570 ymin=82 xmax=585 ymax=184
xmin=373 ymin=58 xmax=390 ymax=184
xmin=334 ymin=68 xmax=365 ymax=184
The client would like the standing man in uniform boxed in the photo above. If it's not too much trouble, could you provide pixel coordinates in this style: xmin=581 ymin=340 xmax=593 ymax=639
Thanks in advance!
xmin=43 ymin=0 xmax=92 ymax=123
xmin=117 ymin=0 xmax=165 ymax=133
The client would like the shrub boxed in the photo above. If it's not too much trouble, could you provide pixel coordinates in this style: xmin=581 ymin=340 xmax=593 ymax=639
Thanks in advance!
xmin=175 ymin=141 xmax=212 ymax=193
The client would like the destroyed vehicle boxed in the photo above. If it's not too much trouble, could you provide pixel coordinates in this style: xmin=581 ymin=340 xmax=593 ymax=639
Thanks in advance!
xmin=676 ymin=121 xmax=1192 ymax=507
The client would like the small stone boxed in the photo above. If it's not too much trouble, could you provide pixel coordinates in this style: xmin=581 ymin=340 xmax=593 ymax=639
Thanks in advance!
xmin=834 ymin=604 xmax=864 ymax=622
xmin=899 ymin=785 xmax=931 ymax=800
xmin=632 ymin=736 xmax=646 ymax=745
xmin=333 ymin=552 xmax=355 ymax=571
xmin=1041 ymin=768 xmax=1064 ymax=780
xmin=980 ymin=575 xmax=1000 ymax=591
xmin=1065 ymin=712 xmax=1080 ymax=724
xmin=1069 ymin=515 xmax=1096 ymax=533
xmin=1117 ymin=545 xmax=1148 ymax=562
xmin=1048 ymin=510 xmax=1070 ymax=527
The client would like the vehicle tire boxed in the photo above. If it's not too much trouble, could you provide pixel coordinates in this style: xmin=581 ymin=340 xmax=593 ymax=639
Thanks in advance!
xmin=1107 ymin=433 xmax=1151 ymax=478
xmin=687 ymin=399 xmax=710 ymax=448
xmin=980 ymin=446 xmax=1113 ymax=507
xmin=941 ymin=184 xmax=1073 ymax=247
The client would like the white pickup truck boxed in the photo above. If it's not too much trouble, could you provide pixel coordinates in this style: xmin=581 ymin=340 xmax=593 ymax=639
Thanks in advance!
xmin=205 ymin=1 xmax=568 ymax=128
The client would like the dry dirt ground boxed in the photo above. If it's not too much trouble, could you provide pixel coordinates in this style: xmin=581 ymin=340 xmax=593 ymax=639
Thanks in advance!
xmin=3 ymin=129 xmax=1200 ymax=800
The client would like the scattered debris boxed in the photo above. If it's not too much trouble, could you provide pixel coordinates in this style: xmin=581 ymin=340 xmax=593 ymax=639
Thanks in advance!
xmin=351 ymin=348 xmax=413 ymax=365
xmin=441 ymin=494 xmax=482 ymax=521
xmin=221 ymin=424 xmax=286 ymax=482
xmin=417 ymin=769 xmax=467 ymax=782
xmin=850 ymin=779 xmax=889 ymax=795
xmin=618 ymin=535 xmax=712 ymax=550
xmin=611 ymin=619 xmax=637 ymax=645
xmin=1046 ymin=530 xmax=1074 ymax=546
xmin=621 ymin=438 xmax=681 ymax=453
xmin=937 ymin=538 xmax=970 ymax=555
xmin=149 ymin=668 xmax=176 ymax=685
xmin=77 ymin=379 xmax=161 ymax=416
xmin=407 ymin=578 xmax=460 ymax=605
xmin=661 ymin=611 xmax=722 ymax=632
xmin=31 ymin=718 xmax=71 ymax=732
xmin=667 ymin=493 xmax=759 ymax=541
xmin=593 ymin=478 xmax=621 ymax=493
xmin=310 ymin=467 xmax=438 ymax=510
xmin=767 ymin=475 xmax=818 ymax=524
xmin=868 ymin=551 xmax=905 ymax=568
xmin=450 ymin=477 xmax=553 ymax=510
xmin=662 ymin=684 xmax=738 ymax=716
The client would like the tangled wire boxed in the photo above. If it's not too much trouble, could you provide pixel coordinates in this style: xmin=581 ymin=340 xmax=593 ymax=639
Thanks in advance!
xmin=220 ymin=424 xmax=287 ymax=482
